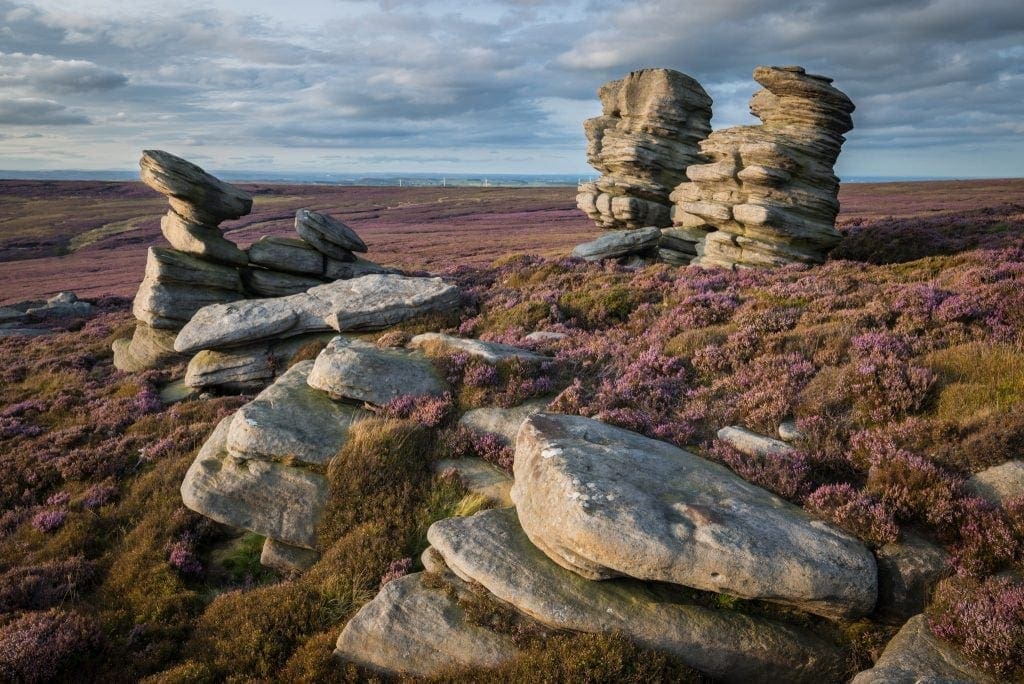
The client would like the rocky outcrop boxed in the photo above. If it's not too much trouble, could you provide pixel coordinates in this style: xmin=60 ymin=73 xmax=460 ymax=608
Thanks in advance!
xmin=576 ymin=68 xmax=712 ymax=231
xmin=512 ymin=413 xmax=877 ymax=619
xmin=247 ymin=235 xmax=324 ymax=276
xmin=307 ymin=336 xmax=447 ymax=405
xmin=428 ymin=508 xmax=843 ymax=683
xmin=851 ymin=614 xmax=995 ymax=683
xmin=673 ymin=66 xmax=855 ymax=268
xmin=295 ymin=209 xmax=368 ymax=260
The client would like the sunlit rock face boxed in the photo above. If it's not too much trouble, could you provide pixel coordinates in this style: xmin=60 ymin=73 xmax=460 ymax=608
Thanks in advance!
xmin=576 ymin=68 xmax=713 ymax=231
xmin=673 ymin=66 xmax=855 ymax=268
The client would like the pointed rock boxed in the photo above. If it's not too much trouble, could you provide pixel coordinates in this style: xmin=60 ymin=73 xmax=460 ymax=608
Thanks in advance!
xmin=295 ymin=209 xmax=368 ymax=258
xmin=140 ymin=150 xmax=252 ymax=224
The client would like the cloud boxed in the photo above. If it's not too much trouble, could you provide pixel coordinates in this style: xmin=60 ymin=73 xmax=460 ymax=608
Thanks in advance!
xmin=0 ymin=52 xmax=127 ymax=92
xmin=0 ymin=97 xmax=89 ymax=124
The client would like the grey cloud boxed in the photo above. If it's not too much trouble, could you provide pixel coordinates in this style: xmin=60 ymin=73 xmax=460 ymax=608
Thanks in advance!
xmin=0 ymin=52 xmax=127 ymax=92
xmin=0 ymin=97 xmax=89 ymax=124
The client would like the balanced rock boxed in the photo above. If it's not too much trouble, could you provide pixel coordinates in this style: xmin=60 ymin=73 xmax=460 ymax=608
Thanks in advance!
xmin=241 ymin=267 xmax=324 ymax=298
xmin=512 ymin=413 xmax=877 ymax=619
xmin=180 ymin=416 xmax=328 ymax=548
xmin=160 ymin=210 xmax=248 ymax=266
xmin=428 ymin=508 xmax=843 ymax=683
xmin=577 ymin=69 xmax=712 ymax=231
xmin=295 ymin=209 xmax=368 ymax=260
xmin=227 ymin=360 xmax=369 ymax=466
xmin=408 ymin=333 xmax=551 ymax=364
xmin=571 ymin=226 xmax=661 ymax=262
xmin=140 ymin=149 xmax=252 ymax=225
xmin=307 ymin=336 xmax=446 ymax=406
xmin=964 ymin=460 xmax=1024 ymax=508
xmin=673 ymin=66 xmax=855 ymax=267
xmin=335 ymin=571 xmax=519 ymax=677
xmin=851 ymin=614 xmax=995 ymax=684
xmin=247 ymin=235 xmax=324 ymax=276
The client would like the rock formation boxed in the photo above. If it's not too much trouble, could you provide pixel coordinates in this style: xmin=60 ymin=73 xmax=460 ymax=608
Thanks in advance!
xmin=573 ymin=65 xmax=855 ymax=269
xmin=576 ymin=68 xmax=712 ymax=231
xmin=673 ymin=66 xmax=855 ymax=267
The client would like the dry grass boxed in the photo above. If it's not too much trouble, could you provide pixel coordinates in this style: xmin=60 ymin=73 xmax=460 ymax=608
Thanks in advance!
xmin=926 ymin=342 xmax=1024 ymax=422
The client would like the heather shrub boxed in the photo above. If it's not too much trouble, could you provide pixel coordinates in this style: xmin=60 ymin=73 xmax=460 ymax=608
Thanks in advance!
xmin=559 ymin=284 xmax=642 ymax=329
xmin=928 ymin=575 xmax=1024 ymax=677
xmin=0 ymin=609 xmax=103 ymax=683
xmin=706 ymin=440 xmax=812 ymax=502
xmin=439 ymin=425 xmax=514 ymax=472
xmin=846 ymin=332 xmax=935 ymax=424
xmin=0 ymin=557 xmax=99 ymax=612
xmin=947 ymin=497 xmax=1020 ymax=576
xmin=805 ymin=484 xmax=898 ymax=547
xmin=864 ymin=447 xmax=961 ymax=526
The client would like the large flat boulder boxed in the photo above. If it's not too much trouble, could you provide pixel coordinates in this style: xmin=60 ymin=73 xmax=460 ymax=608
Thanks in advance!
xmin=180 ymin=416 xmax=327 ymax=548
xmin=335 ymin=571 xmax=519 ymax=677
xmin=307 ymin=336 xmax=446 ymax=406
xmin=140 ymin=149 xmax=252 ymax=224
xmin=571 ymin=226 xmax=662 ymax=261
xmin=174 ymin=297 xmax=305 ymax=353
xmin=247 ymin=235 xmax=324 ymax=276
xmin=428 ymin=508 xmax=843 ymax=683
xmin=145 ymin=246 xmax=243 ymax=292
xmin=512 ymin=413 xmax=877 ymax=619
xmin=295 ymin=209 xmax=368 ymax=258
xmin=408 ymin=333 xmax=551 ymax=364
xmin=227 ymin=360 xmax=369 ymax=465
xmin=851 ymin=614 xmax=995 ymax=683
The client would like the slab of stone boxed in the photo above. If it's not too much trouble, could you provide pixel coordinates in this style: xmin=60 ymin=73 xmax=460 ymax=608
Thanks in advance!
xmin=323 ymin=257 xmax=396 ymax=280
xmin=717 ymin=425 xmax=796 ymax=458
xmin=161 ymin=210 xmax=248 ymax=266
xmin=242 ymin=267 xmax=324 ymax=298
xmin=874 ymin=533 xmax=950 ymax=623
xmin=247 ymin=235 xmax=324 ymax=276
xmin=409 ymin=333 xmax=551 ymax=364
xmin=113 ymin=322 xmax=185 ymax=372
xmin=522 ymin=331 xmax=567 ymax=343
xmin=458 ymin=399 xmax=549 ymax=446
xmin=180 ymin=416 xmax=328 ymax=548
xmin=307 ymin=336 xmax=446 ymax=406
xmin=335 ymin=571 xmax=518 ymax=677
xmin=429 ymin=508 xmax=843 ymax=683
xmin=434 ymin=458 xmax=513 ymax=507
xmin=261 ymin=538 xmax=319 ymax=574
xmin=513 ymin=413 xmax=878 ymax=619
xmin=144 ymin=246 xmax=243 ymax=292
xmin=964 ymin=460 xmax=1024 ymax=508
xmin=227 ymin=360 xmax=369 ymax=466
xmin=571 ymin=226 xmax=662 ymax=261
xmin=184 ymin=345 xmax=275 ymax=391
xmin=140 ymin=149 xmax=252 ymax=224
xmin=174 ymin=298 xmax=303 ymax=353
xmin=851 ymin=614 xmax=995 ymax=684
xmin=295 ymin=209 xmax=367 ymax=258
xmin=132 ymin=278 xmax=244 ymax=330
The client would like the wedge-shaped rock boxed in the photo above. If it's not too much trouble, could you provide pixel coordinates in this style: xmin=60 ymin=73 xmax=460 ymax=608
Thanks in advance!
xmin=261 ymin=538 xmax=319 ymax=574
xmin=227 ymin=360 xmax=369 ymax=465
xmin=112 ymin=322 xmax=185 ymax=372
xmin=175 ymin=298 xmax=303 ymax=353
xmin=323 ymin=257 xmax=397 ymax=280
xmin=408 ymin=333 xmax=551 ymax=364
xmin=335 ymin=571 xmax=518 ymax=677
xmin=851 ymin=614 xmax=995 ymax=684
xmin=429 ymin=508 xmax=843 ymax=683
xmin=140 ymin=149 xmax=252 ymax=224
xmin=161 ymin=211 xmax=248 ymax=266
xmin=512 ymin=413 xmax=877 ymax=619
xmin=458 ymin=399 xmax=549 ymax=446
xmin=571 ymin=226 xmax=661 ymax=261
xmin=185 ymin=345 xmax=275 ymax=391
xmin=132 ymin=279 xmax=244 ymax=330
xmin=241 ymin=267 xmax=324 ymax=298
xmin=180 ymin=416 xmax=328 ymax=548
xmin=308 ymin=337 xmax=446 ymax=406
xmin=308 ymin=275 xmax=461 ymax=332
xmin=247 ymin=235 xmax=324 ymax=275
xmin=145 ymin=247 xmax=243 ymax=292
xmin=717 ymin=425 xmax=795 ymax=458
xmin=434 ymin=458 xmax=513 ymax=507
xmin=295 ymin=209 xmax=368 ymax=258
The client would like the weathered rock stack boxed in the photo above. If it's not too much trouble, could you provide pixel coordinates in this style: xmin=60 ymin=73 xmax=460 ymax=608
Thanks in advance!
xmin=573 ymin=65 xmax=855 ymax=268
xmin=675 ymin=66 xmax=855 ymax=267
xmin=576 ymin=68 xmax=712 ymax=233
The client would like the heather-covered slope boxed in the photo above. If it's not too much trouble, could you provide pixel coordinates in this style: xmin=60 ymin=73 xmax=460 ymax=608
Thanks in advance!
xmin=0 ymin=184 xmax=1022 ymax=681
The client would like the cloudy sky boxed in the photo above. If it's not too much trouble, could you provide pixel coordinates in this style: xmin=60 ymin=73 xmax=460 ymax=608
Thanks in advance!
xmin=1 ymin=0 xmax=1022 ymax=178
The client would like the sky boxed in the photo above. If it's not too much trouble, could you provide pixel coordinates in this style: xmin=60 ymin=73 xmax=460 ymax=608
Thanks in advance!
xmin=1 ymin=0 xmax=1022 ymax=178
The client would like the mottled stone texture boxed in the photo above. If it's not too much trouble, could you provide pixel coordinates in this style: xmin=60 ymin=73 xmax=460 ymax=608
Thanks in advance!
xmin=673 ymin=66 xmax=855 ymax=267
xmin=577 ymin=68 xmax=712 ymax=231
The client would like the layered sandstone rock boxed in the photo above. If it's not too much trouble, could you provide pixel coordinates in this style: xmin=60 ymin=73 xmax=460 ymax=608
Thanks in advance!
xmin=576 ymin=68 xmax=712 ymax=231
xmin=673 ymin=66 xmax=855 ymax=267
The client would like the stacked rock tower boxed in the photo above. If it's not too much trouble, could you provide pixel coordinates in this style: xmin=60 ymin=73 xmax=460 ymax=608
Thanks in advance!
xmin=675 ymin=66 xmax=856 ymax=267
xmin=573 ymin=65 xmax=855 ymax=268
xmin=576 ymin=68 xmax=712 ymax=231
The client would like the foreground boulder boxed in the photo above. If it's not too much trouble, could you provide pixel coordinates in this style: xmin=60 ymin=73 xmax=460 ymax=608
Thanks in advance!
xmin=570 ymin=226 xmax=662 ymax=262
xmin=851 ymin=614 xmax=995 ymax=683
xmin=964 ymin=460 xmax=1024 ymax=508
xmin=174 ymin=274 xmax=461 ymax=353
xmin=335 ymin=571 xmax=519 ymax=677
xmin=180 ymin=416 xmax=327 ymax=548
xmin=428 ymin=508 xmax=843 ymax=683
xmin=408 ymin=333 xmax=551 ymax=364
xmin=512 ymin=413 xmax=877 ymax=619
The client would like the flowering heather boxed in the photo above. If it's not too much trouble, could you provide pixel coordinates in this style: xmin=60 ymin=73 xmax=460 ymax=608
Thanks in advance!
xmin=31 ymin=508 xmax=67 ymax=533
xmin=707 ymin=439 xmax=812 ymax=501
xmin=382 ymin=392 xmax=454 ymax=428
xmin=440 ymin=425 xmax=515 ymax=473
xmin=928 ymin=576 xmax=1024 ymax=677
xmin=805 ymin=484 xmax=898 ymax=547
xmin=379 ymin=557 xmax=412 ymax=588
xmin=167 ymin=538 xmax=204 ymax=576
xmin=0 ymin=609 xmax=103 ymax=683
xmin=0 ymin=557 xmax=98 ymax=612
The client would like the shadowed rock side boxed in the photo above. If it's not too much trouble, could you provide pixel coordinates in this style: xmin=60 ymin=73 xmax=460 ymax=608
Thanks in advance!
xmin=577 ymin=68 xmax=712 ymax=231
xmin=673 ymin=66 xmax=855 ymax=267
